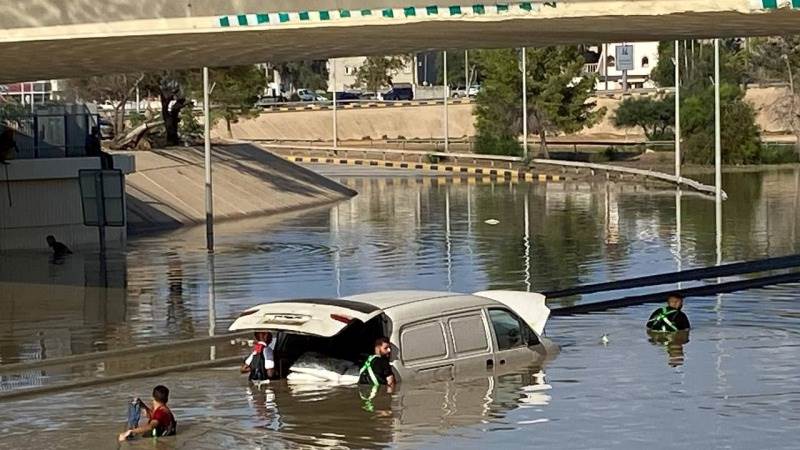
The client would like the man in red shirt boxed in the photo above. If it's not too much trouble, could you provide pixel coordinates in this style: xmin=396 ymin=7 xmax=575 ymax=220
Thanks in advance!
xmin=118 ymin=385 xmax=177 ymax=441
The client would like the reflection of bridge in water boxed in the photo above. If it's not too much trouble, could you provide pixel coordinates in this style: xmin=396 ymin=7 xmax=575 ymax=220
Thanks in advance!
xmin=1 ymin=1 xmax=800 ymax=82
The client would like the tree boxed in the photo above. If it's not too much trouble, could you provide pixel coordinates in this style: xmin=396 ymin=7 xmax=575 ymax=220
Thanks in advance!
xmin=64 ymin=73 xmax=144 ymax=138
xmin=750 ymin=36 xmax=800 ymax=157
xmin=681 ymin=83 xmax=761 ymax=164
xmin=354 ymin=56 xmax=410 ymax=93
xmin=273 ymin=60 xmax=329 ymax=94
xmin=186 ymin=65 xmax=266 ymax=137
xmin=651 ymin=40 xmax=763 ymax=164
xmin=613 ymin=95 xmax=675 ymax=140
xmin=473 ymin=47 xmax=603 ymax=157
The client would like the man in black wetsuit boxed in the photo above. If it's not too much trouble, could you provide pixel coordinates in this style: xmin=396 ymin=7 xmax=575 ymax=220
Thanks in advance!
xmin=647 ymin=293 xmax=690 ymax=332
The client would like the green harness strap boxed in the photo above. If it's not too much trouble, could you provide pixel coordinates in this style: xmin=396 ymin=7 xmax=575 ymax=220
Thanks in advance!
xmin=360 ymin=355 xmax=380 ymax=386
xmin=648 ymin=307 xmax=679 ymax=332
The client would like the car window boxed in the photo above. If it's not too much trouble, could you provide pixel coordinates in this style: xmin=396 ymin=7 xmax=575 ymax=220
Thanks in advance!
xmin=489 ymin=308 xmax=538 ymax=350
xmin=448 ymin=314 xmax=489 ymax=355
xmin=401 ymin=320 xmax=448 ymax=364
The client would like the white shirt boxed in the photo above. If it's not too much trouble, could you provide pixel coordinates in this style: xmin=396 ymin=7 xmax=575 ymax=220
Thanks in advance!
xmin=244 ymin=340 xmax=275 ymax=370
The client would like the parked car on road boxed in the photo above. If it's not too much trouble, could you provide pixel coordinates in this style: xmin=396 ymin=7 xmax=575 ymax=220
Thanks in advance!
xmin=452 ymin=85 xmax=481 ymax=98
xmin=333 ymin=91 xmax=360 ymax=104
xmin=229 ymin=290 xmax=558 ymax=383
xmin=297 ymin=89 xmax=328 ymax=102
xmin=383 ymin=83 xmax=414 ymax=101
xmin=254 ymin=95 xmax=287 ymax=108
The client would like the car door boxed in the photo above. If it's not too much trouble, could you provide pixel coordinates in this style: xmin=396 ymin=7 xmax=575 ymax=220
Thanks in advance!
xmin=398 ymin=318 xmax=454 ymax=382
xmin=445 ymin=310 xmax=495 ymax=377
xmin=486 ymin=308 xmax=541 ymax=373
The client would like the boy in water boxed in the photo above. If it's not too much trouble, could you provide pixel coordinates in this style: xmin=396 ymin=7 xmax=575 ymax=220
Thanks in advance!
xmin=118 ymin=385 xmax=177 ymax=441
xmin=240 ymin=330 xmax=276 ymax=382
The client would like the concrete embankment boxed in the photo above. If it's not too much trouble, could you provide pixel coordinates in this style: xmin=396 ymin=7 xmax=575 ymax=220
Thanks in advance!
xmin=219 ymin=87 xmax=795 ymax=142
xmin=124 ymin=143 xmax=356 ymax=234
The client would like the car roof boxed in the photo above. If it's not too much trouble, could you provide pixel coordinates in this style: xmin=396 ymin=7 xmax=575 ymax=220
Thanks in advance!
xmin=342 ymin=290 xmax=480 ymax=310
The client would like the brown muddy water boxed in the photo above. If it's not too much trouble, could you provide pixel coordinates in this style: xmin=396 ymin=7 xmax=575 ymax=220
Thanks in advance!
xmin=1 ymin=169 xmax=800 ymax=449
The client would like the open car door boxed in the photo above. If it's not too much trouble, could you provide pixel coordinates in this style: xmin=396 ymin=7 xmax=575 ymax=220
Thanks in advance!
xmin=473 ymin=291 xmax=550 ymax=336
xmin=228 ymin=298 xmax=384 ymax=337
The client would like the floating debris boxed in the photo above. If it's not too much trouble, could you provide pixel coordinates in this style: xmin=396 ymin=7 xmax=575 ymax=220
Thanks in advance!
xmin=600 ymin=334 xmax=609 ymax=345
xmin=484 ymin=219 xmax=500 ymax=225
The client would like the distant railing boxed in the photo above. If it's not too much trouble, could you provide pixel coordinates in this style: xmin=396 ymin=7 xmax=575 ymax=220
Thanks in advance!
xmin=252 ymin=142 xmax=726 ymax=199
xmin=583 ymin=63 xmax=599 ymax=74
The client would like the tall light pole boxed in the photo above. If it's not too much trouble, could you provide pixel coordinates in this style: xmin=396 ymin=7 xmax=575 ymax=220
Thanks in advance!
xmin=714 ymin=38 xmax=722 ymax=265
xmin=203 ymin=67 xmax=214 ymax=252
xmin=443 ymin=50 xmax=449 ymax=152
xmin=332 ymin=59 xmax=338 ymax=149
xmin=522 ymin=47 xmax=528 ymax=158
xmin=674 ymin=41 xmax=681 ymax=180
xmin=464 ymin=50 xmax=470 ymax=94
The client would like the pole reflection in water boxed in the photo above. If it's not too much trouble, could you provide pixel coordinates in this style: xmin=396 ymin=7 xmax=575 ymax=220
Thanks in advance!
xmin=445 ymin=186 xmax=453 ymax=291
xmin=676 ymin=188 xmax=683 ymax=289
xmin=523 ymin=191 xmax=531 ymax=293
xmin=330 ymin=204 xmax=342 ymax=297
xmin=207 ymin=253 xmax=217 ymax=361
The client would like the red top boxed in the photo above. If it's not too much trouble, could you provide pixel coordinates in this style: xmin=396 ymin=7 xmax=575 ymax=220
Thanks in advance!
xmin=150 ymin=406 xmax=176 ymax=437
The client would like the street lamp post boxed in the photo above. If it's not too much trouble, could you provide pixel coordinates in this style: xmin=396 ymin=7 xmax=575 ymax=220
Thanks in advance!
xmin=522 ymin=47 xmax=528 ymax=158
xmin=443 ymin=50 xmax=449 ymax=152
xmin=203 ymin=67 xmax=214 ymax=252
xmin=714 ymin=38 xmax=722 ymax=265
xmin=674 ymin=41 xmax=681 ymax=180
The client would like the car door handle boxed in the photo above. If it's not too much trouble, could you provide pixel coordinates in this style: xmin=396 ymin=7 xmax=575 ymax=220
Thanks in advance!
xmin=486 ymin=359 xmax=494 ymax=369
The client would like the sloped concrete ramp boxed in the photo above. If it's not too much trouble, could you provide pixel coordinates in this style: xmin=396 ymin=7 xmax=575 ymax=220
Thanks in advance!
xmin=125 ymin=144 xmax=356 ymax=234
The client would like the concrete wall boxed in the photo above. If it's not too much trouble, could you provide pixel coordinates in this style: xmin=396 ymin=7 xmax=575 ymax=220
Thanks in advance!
xmin=222 ymin=87 xmax=796 ymax=142
xmin=125 ymin=144 xmax=356 ymax=233
xmin=0 ymin=156 xmax=134 ymax=251
xmin=219 ymin=103 xmax=475 ymax=141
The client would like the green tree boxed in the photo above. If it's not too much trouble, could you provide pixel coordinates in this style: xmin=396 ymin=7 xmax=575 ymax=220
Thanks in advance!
xmin=186 ymin=65 xmax=266 ymax=137
xmin=651 ymin=40 xmax=762 ymax=164
xmin=355 ymin=56 xmax=410 ymax=93
xmin=613 ymin=95 xmax=675 ymax=140
xmin=473 ymin=47 xmax=603 ymax=157
xmin=750 ymin=36 xmax=800 ymax=157
xmin=681 ymin=83 xmax=761 ymax=164
xmin=64 ymin=73 xmax=144 ymax=138
xmin=273 ymin=60 xmax=329 ymax=93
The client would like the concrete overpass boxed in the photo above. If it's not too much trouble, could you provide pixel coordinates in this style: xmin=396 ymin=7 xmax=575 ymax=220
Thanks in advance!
xmin=1 ymin=0 xmax=799 ymax=83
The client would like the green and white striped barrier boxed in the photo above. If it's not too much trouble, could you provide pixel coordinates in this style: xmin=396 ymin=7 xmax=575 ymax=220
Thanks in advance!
xmin=217 ymin=2 xmax=557 ymax=28
xmin=217 ymin=1 xmax=799 ymax=28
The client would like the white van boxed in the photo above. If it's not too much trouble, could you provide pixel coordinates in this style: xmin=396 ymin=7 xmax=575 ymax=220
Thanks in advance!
xmin=229 ymin=290 xmax=558 ymax=383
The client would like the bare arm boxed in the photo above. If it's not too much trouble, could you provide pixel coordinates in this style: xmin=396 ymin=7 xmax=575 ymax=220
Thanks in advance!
xmin=118 ymin=419 xmax=159 ymax=441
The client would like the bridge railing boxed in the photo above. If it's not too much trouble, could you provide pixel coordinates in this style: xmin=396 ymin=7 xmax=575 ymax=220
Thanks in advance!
xmin=253 ymin=142 xmax=726 ymax=198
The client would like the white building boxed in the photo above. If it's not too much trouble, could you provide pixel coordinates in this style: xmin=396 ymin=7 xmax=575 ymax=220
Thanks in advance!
xmin=585 ymin=42 xmax=660 ymax=91
xmin=327 ymin=57 xmax=415 ymax=93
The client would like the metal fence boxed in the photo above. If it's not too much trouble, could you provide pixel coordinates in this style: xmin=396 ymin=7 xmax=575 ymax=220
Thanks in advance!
xmin=9 ymin=104 xmax=97 ymax=159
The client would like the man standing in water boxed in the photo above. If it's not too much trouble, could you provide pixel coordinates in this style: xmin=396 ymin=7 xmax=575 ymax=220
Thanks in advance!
xmin=647 ymin=293 xmax=691 ymax=332
xmin=359 ymin=336 xmax=395 ymax=389
xmin=241 ymin=331 xmax=276 ymax=382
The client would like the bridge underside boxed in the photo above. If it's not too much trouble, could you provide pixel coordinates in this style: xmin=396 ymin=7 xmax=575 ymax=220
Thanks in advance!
xmin=1 ymin=2 xmax=799 ymax=82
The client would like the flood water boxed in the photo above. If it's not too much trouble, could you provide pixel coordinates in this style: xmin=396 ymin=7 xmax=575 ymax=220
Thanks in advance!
xmin=1 ymin=168 xmax=800 ymax=449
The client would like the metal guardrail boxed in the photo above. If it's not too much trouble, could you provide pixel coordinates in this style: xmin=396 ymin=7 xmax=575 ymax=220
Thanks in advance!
xmin=545 ymin=254 xmax=800 ymax=299
xmin=255 ymin=142 xmax=725 ymax=198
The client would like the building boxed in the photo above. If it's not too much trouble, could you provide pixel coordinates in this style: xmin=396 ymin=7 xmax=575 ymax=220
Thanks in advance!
xmin=328 ymin=57 xmax=415 ymax=93
xmin=584 ymin=42 xmax=660 ymax=91
xmin=0 ymin=80 xmax=66 ymax=106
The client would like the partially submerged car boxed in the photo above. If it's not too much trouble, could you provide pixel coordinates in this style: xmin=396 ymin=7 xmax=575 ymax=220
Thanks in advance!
xmin=229 ymin=290 xmax=558 ymax=383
